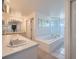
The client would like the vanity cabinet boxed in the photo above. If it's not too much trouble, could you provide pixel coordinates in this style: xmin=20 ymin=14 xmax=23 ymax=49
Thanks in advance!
xmin=3 ymin=46 xmax=38 ymax=59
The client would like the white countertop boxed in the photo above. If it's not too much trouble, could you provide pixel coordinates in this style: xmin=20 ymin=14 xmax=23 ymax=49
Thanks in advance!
xmin=2 ymin=34 xmax=38 ymax=57
xmin=2 ymin=32 xmax=26 ymax=35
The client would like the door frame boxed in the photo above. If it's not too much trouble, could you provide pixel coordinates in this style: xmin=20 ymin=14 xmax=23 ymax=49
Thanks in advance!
xmin=65 ymin=0 xmax=76 ymax=59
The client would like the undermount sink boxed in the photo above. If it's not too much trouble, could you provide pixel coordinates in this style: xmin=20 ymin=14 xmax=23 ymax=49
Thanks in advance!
xmin=8 ymin=39 xmax=26 ymax=47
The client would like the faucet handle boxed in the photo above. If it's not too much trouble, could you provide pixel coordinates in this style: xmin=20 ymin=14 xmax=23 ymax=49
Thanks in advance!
xmin=9 ymin=40 xmax=13 ymax=46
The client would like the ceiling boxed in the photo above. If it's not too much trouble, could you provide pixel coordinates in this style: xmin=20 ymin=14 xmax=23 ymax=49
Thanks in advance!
xmin=10 ymin=0 xmax=64 ymax=17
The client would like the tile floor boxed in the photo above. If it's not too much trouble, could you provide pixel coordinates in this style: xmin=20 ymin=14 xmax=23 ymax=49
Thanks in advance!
xmin=37 ymin=48 xmax=57 ymax=59
xmin=37 ymin=43 xmax=64 ymax=59
xmin=51 ymin=43 xmax=64 ymax=59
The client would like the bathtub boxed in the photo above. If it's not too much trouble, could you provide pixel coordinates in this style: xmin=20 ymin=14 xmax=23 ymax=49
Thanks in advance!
xmin=35 ymin=35 xmax=64 ymax=53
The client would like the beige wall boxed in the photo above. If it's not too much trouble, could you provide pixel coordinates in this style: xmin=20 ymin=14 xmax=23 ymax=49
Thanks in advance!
xmin=23 ymin=12 xmax=36 ymax=38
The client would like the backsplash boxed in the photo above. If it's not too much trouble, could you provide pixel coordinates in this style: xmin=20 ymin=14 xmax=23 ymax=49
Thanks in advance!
xmin=2 ymin=19 xmax=22 ymax=33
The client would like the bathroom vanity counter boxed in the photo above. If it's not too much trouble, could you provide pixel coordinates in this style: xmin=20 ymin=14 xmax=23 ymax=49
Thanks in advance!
xmin=2 ymin=32 xmax=26 ymax=35
xmin=2 ymin=34 xmax=38 ymax=59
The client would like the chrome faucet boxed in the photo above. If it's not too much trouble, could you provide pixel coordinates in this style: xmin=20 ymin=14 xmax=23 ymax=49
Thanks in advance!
xmin=9 ymin=39 xmax=14 ymax=46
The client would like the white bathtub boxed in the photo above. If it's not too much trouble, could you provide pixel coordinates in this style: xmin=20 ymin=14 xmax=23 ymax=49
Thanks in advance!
xmin=35 ymin=35 xmax=64 ymax=53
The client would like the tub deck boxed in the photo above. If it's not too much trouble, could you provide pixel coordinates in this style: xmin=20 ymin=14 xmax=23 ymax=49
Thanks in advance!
xmin=34 ymin=36 xmax=64 ymax=53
